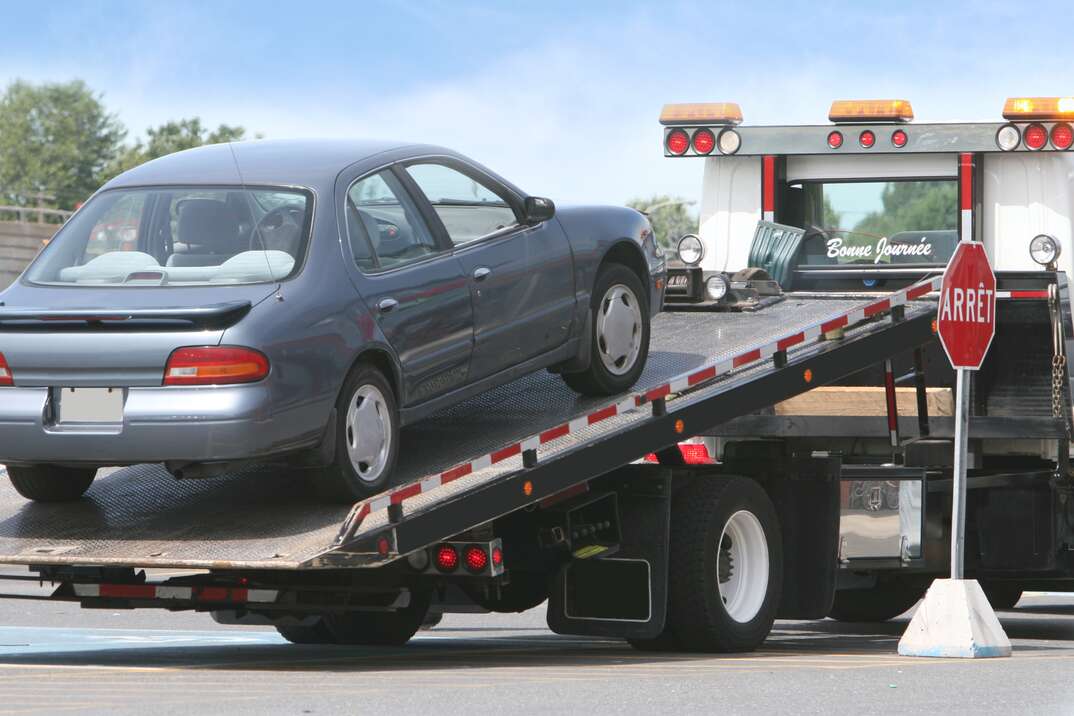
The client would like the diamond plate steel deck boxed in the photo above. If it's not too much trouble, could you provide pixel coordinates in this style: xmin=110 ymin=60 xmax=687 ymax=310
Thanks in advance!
xmin=0 ymin=294 xmax=934 ymax=570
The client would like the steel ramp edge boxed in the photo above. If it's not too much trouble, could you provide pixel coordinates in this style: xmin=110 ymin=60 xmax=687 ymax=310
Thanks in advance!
xmin=323 ymin=276 xmax=942 ymax=563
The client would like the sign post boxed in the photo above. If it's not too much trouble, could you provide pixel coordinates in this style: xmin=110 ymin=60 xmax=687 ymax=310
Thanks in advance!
xmin=899 ymin=240 xmax=1011 ymax=658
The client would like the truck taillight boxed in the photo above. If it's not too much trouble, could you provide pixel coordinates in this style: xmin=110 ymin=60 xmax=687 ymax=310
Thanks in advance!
xmin=827 ymin=130 xmax=843 ymax=149
xmin=435 ymin=544 xmax=459 ymax=572
xmin=1024 ymin=123 xmax=1048 ymax=150
xmin=691 ymin=128 xmax=715 ymax=155
xmin=666 ymin=129 xmax=690 ymax=155
xmin=859 ymin=130 xmax=876 ymax=148
xmin=1051 ymin=123 xmax=1073 ymax=150
xmin=464 ymin=545 xmax=489 ymax=573
xmin=891 ymin=129 xmax=908 ymax=148
xmin=0 ymin=352 xmax=12 ymax=386
xmin=163 ymin=346 xmax=269 ymax=386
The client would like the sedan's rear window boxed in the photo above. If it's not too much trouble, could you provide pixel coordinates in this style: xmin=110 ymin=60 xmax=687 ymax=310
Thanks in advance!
xmin=25 ymin=187 xmax=311 ymax=286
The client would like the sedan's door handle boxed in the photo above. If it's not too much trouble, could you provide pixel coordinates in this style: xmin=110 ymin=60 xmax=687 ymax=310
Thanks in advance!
xmin=473 ymin=267 xmax=492 ymax=282
xmin=377 ymin=298 xmax=399 ymax=313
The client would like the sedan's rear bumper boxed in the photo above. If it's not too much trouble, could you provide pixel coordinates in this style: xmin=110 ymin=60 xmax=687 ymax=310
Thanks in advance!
xmin=0 ymin=385 xmax=277 ymax=466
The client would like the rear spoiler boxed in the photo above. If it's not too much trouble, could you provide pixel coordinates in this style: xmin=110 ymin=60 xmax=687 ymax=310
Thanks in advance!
xmin=0 ymin=301 xmax=251 ymax=329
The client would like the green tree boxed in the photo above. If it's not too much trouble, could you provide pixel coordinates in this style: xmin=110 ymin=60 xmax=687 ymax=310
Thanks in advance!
xmin=106 ymin=118 xmax=247 ymax=178
xmin=852 ymin=182 xmax=957 ymax=237
xmin=626 ymin=195 xmax=697 ymax=250
xmin=0 ymin=80 xmax=125 ymax=209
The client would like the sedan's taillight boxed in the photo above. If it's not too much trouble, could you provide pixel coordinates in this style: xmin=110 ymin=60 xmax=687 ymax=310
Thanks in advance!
xmin=163 ymin=346 xmax=269 ymax=386
xmin=0 ymin=352 xmax=12 ymax=386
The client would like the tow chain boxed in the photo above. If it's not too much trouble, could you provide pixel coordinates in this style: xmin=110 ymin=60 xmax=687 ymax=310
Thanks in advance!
xmin=1049 ymin=283 xmax=1074 ymax=480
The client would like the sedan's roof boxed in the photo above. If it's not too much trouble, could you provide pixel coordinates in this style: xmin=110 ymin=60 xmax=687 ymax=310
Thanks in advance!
xmin=101 ymin=139 xmax=434 ymax=191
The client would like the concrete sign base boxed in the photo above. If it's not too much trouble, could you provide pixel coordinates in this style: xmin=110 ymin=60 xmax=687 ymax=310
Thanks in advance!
xmin=898 ymin=579 xmax=1011 ymax=658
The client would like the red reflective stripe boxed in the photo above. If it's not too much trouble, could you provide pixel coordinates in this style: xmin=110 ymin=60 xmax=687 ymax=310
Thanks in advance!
xmin=733 ymin=349 xmax=761 ymax=368
xmin=884 ymin=365 xmax=898 ymax=432
xmin=864 ymin=299 xmax=891 ymax=317
xmin=391 ymin=483 xmax=422 ymax=503
xmin=777 ymin=333 xmax=805 ymax=351
xmin=540 ymin=424 xmax=570 ymax=443
xmin=959 ymin=153 xmax=974 ymax=211
xmin=587 ymin=404 xmax=618 ymax=424
xmin=231 ymin=588 xmax=249 ymax=602
xmin=441 ymin=463 xmax=473 ymax=483
xmin=99 ymin=584 xmax=156 ymax=599
xmin=1007 ymin=290 xmax=1048 ymax=299
xmin=762 ymin=155 xmax=776 ymax=213
xmin=490 ymin=443 xmax=522 ymax=463
xmin=821 ymin=316 xmax=849 ymax=333
xmin=688 ymin=366 xmax=717 ymax=385
xmin=197 ymin=587 xmax=230 ymax=602
xmin=645 ymin=384 xmax=671 ymax=401
xmin=905 ymin=283 xmax=933 ymax=300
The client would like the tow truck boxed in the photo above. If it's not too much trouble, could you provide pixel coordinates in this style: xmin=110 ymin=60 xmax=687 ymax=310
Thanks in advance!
xmin=0 ymin=96 xmax=1068 ymax=652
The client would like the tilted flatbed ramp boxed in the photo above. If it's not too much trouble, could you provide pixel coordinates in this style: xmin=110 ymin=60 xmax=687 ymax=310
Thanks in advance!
xmin=0 ymin=278 xmax=940 ymax=570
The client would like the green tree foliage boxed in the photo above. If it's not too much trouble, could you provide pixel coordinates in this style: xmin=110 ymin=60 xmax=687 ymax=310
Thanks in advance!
xmin=626 ymin=195 xmax=697 ymax=250
xmin=852 ymin=181 xmax=957 ymax=237
xmin=106 ymin=118 xmax=247 ymax=179
xmin=0 ymin=80 xmax=125 ymax=209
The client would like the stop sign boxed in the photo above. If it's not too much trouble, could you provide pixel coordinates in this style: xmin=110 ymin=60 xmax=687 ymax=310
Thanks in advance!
xmin=937 ymin=241 xmax=996 ymax=370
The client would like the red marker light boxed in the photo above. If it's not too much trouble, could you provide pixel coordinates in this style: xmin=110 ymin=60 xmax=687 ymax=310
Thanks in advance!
xmin=464 ymin=545 xmax=489 ymax=573
xmin=891 ymin=129 xmax=908 ymax=148
xmin=1024 ymin=123 xmax=1048 ymax=150
xmin=0 ymin=352 xmax=12 ymax=387
xmin=666 ymin=129 xmax=690 ymax=155
xmin=435 ymin=544 xmax=459 ymax=572
xmin=691 ymin=128 xmax=716 ymax=155
xmin=1051 ymin=122 xmax=1073 ymax=150
xmin=376 ymin=535 xmax=391 ymax=557
xmin=491 ymin=546 xmax=504 ymax=567
xmin=859 ymin=130 xmax=876 ymax=148
xmin=827 ymin=130 xmax=844 ymax=149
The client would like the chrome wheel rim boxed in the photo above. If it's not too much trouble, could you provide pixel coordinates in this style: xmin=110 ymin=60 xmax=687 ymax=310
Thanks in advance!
xmin=596 ymin=283 xmax=643 ymax=376
xmin=716 ymin=509 xmax=769 ymax=623
xmin=345 ymin=384 xmax=391 ymax=483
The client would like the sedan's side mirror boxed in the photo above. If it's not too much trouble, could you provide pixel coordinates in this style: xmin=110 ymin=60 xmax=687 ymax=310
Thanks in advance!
xmin=523 ymin=196 xmax=555 ymax=224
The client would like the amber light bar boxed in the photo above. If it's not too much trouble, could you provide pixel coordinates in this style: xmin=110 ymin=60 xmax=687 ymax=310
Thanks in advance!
xmin=1002 ymin=97 xmax=1074 ymax=121
xmin=828 ymin=99 xmax=914 ymax=123
xmin=659 ymin=102 xmax=743 ymax=126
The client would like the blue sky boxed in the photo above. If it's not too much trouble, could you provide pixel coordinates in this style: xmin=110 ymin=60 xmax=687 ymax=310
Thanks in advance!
xmin=2 ymin=1 xmax=1070 ymax=205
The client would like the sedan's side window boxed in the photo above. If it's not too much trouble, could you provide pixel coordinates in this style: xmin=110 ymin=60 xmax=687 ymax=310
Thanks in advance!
xmin=404 ymin=163 xmax=518 ymax=246
xmin=346 ymin=170 xmax=439 ymax=271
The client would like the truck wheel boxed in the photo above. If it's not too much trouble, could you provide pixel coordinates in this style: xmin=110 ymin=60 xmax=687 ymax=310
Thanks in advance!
xmin=6 ymin=465 xmax=96 ymax=502
xmin=563 ymin=263 xmax=650 ymax=396
xmin=463 ymin=570 xmax=550 ymax=613
xmin=981 ymin=582 xmax=1022 ymax=610
xmin=666 ymin=476 xmax=783 ymax=653
xmin=312 ymin=363 xmax=399 ymax=502
xmin=828 ymin=581 xmax=924 ymax=622
xmin=275 ymin=620 xmax=336 ymax=644
xmin=322 ymin=590 xmax=431 ymax=646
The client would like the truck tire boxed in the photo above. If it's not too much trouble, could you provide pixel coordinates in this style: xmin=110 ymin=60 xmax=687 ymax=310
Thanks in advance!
xmin=311 ymin=363 xmax=399 ymax=502
xmin=666 ymin=476 xmax=783 ymax=653
xmin=981 ymin=582 xmax=1022 ymax=610
xmin=275 ymin=620 xmax=335 ymax=644
xmin=6 ymin=465 xmax=96 ymax=502
xmin=562 ymin=263 xmax=650 ymax=396
xmin=323 ymin=590 xmax=431 ymax=646
xmin=828 ymin=582 xmax=924 ymax=622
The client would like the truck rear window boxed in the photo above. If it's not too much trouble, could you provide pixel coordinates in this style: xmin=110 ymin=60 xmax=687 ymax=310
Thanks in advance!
xmin=789 ymin=180 xmax=957 ymax=267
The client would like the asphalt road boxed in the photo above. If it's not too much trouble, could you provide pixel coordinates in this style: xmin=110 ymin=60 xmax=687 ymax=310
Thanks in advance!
xmin=0 ymin=572 xmax=1069 ymax=715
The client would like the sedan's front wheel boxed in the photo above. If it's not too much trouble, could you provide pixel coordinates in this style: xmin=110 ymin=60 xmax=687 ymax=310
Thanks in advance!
xmin=563 ymin=263 xmax=650 ymax=396
xmin=312 ymin=363 xmax=399 ymax=502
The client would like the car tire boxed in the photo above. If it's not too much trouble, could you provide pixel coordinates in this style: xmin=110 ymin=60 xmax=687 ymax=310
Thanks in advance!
xmin=312 ymin=363 xmax=399 ymax=502
xmin=563 ymin=263 xmax=650 ymax=396
xmin=6 ymin=465 xmax=97 ymax=502
xmin=828 ymin=581 xmax=925 ymax=622
xmin=666 ymin=476 xmax=783 ymax=653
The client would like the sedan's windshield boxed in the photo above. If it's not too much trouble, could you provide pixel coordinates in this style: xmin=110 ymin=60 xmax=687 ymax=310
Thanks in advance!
xmin=25 ymin=187 xmax=311 ymax=286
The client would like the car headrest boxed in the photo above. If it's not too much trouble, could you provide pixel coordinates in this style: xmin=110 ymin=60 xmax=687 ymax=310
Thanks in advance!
xmin=177 ymin=199 xmax=242 ymax=254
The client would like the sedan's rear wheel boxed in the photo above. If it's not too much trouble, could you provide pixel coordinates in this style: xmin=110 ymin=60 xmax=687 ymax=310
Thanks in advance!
xmin=563 ymin=263 xmax=650 ymax=396
xmin=6 ymin=465 xmax=97 ymax=502
xmin=312 ymin=363 xmax=399 ymax=502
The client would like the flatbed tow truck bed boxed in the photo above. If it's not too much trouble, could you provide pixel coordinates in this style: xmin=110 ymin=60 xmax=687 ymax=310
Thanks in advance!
xmin=0 ymin=280 xmax=939 ymax=573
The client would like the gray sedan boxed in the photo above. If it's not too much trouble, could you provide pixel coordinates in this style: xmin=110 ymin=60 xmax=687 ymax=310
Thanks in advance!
xmin=0 ymin=140 xmax=665 ymax=501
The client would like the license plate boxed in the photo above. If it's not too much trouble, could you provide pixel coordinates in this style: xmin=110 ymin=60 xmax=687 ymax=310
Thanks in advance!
xmin=55 ymin=387 xmax=124 ymax=424
xmin=668 ymin=275 xmax=689 ymax=288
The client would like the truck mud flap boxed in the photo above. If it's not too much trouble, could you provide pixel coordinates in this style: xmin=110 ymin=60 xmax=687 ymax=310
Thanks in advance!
xmin=546 ymin=467 xmax=671 ymax=640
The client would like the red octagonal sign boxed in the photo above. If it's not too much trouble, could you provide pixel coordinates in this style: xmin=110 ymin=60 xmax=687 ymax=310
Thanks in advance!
xmin=937 ymin=241 xmax=996 ymax=370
